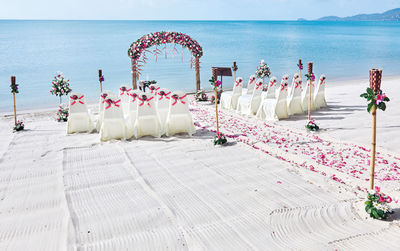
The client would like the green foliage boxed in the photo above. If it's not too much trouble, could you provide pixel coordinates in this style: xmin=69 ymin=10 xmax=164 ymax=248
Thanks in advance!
xmin=360 ymin=87 xmax=390 ymax=113
xmin=214 ymin=134 xmax=227 ymax=145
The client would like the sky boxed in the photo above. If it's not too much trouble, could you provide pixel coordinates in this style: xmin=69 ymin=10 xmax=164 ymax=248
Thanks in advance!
xmin=0 ymin=0 xmax=399 ymax=20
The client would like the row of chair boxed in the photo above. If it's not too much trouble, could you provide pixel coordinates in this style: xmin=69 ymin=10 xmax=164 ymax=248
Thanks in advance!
xmin=67 ymin=84 xmax=196 ymax=141
xmin=220 ymin=73 xmax=327 ymax=120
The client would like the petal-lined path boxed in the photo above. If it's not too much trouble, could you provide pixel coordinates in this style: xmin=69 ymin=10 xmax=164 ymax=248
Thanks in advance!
xmin=190 ymin=102 xmax=400 ymax=194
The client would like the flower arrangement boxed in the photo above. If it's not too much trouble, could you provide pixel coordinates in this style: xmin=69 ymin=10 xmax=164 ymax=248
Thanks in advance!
xmin=365 ymin=186 xmax=393 ymax=219
xmin=195 ymin=89 xmax=208 ymax=101
xmin=305 ymin=117 xmax=319 ymax=131
xmin=305 ymin=73 xmax=315 ymax=81
xmin=360 ymin=88 xmax=390 ymax=113
xmin=10 ymin=79 xmax=19 ymax=94
xmin=255 ymin=60 xmax=271 ymax=79
xmin=50 ymin=72 xmax=72 ymax=100
xmin=139 ymin=80 xmax=157 ymax=92
xmin=232 ymin=61 xmax=238 ymax=72
xmin=214 ymin=132 xmax=227 ymax=145
xmin=57 ymin=105 xmax=69 ymax=122
xmin=298 ymin=59 xmax=303 ymax=70
xmin=128 ymin=31 xmax=203 ymax=60
xmin=13 ymin=120 xmax=24 ymax=132
xmin=209 ymin=77 xmax=223 ymax=104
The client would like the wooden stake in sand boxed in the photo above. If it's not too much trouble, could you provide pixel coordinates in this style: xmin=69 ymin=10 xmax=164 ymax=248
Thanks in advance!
xmin=298 ymin=59 xmax=303 ymax=82
xmin=232 ymin=61 xmax=237 ymax=83
xmin=98 ymin=69 xmax=103 ymax=93
xmin=369 ymin=68 xmax=382 ymax=189
xmin=307 ymin=62 xmax=313 ymax=120
xmin=214 ymin=85 xmax=220 ymax=136
xmin=11 ymin=76 xmax=17 ymax=126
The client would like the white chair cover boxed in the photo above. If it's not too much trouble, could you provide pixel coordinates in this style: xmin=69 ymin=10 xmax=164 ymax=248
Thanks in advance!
xmin=220 ymin=77 xmax=243 ymax=110
xmin=242 ymin=75 xmax=256 ymax=95
xmin=126 ymin=89 xmax=142 ymax=136
xmin=302 ymin=79 xmax=316 ymax=111
xmin=314 ymin=75 xmax=327 ymax=109
xmin=156 ymin=88 xmax=172 ymax=134
xmin=237 ymin=79 xmax=263 ymax=115
xmin=96 ymin=90 xmax=114 ymax=132
xmin=99 ymin=95 xmax=128 ymax=141
xmin=265 ymin=77 xmax=278 ymax=99
xmin=288 ymin=78 xmax=304 ymax=115
xmin=133 ymin=93 xmax=162 ymax=138
xmin=67 ymin=93 xmax=95 ymax=134
xmin=166 ymin=91 xmax=196 ymax=136
xmin=257 ymin=76 xmax=289 ymax=120
xmin=288 ymin=73 xmax=300 ymax=97
xmin=119 ymin=85 xmax=132 ymax=117
xmin=148 ymin=84 xmax=160 ymax=95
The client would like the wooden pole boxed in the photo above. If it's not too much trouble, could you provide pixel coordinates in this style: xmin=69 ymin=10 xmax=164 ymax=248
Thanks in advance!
xmin=11 ymin=76 xmax=17 ymax=126
xmin=308 ymin=79 xmax=311 ymax=120
xmin=131 ymin=60 xmax=137 ymax=90
xmin=195 ymin=57 xmax=200 ymax=92
xmin=370 ymin=106 xmax=377 ymax=189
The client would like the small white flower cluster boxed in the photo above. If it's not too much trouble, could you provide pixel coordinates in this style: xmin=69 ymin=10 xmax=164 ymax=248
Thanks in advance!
xmin=50 ymin=72 xmax=72 ymax=97
xmin=256 ymin=60 xmax=271 ymax=79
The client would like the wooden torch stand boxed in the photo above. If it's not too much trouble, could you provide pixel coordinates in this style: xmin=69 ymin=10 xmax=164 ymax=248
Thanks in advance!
xmin=370 ymin=106 xmax=377 ymax=189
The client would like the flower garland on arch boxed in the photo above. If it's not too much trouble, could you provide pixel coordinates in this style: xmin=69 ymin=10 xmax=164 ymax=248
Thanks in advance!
xmin=128 ymin=31 xmax=203 ymax=78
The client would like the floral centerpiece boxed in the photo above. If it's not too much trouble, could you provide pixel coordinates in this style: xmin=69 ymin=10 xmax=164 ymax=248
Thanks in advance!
xmin=255 ymin=60 xmax=271 ymax=79
xmin=305 ymin=117 xmax=319 ymax=131
xmin=13 ymin=120 xmax=24 ymax=132
xmin=56 ymin=105 xmax=69 ymax=122
xmin=50 ymin=72 xmax=72 ymax=103
xmin=365 ymin=186 xmax=393 ymax=220
xmin=360 ymin=88 xmax=390 ymax=113
xmin=195 ymin=89 xmax=208 ymax=102
xmin=213 ymin=132 xmax=227 ymax=145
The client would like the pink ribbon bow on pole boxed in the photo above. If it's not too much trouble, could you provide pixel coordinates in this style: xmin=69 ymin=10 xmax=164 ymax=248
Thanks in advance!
xmin=70 ymin=95 xmax=84 ymax=105
xmin=105 ymin=99 xmax=121 ymax=109
xmin=171 ymin=94 xmax=187 ymax=106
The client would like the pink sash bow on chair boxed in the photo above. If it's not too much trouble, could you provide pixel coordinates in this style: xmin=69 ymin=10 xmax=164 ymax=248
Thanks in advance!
xmin=101 ymin=93 xmax=108 ymax=103
xmin=158 ymin=91 xmax=171 ymax=101
xmin=138 ymin=95 xmax=154 ymax=107
xmin=235 ymin=81 xmax=242 ymax=87
xmin=130 ymin=93 xmax=138 ymax=102
xmin=171 ymin=94 xmax=187 ymax=106
xmin=149 ymin=86 xmax=160 ymax=94
xmin=105 ymin=99 xmax=121 ymax=109
xmin=70 ymin=95 xmax=84 ymax=105
xmin=120 ymin=87 xmax=132 ymax=95
xmin=255 ymin=83 xmax=263 ymax=90
xmin=270 ymin=80 xmax=276 ymax=87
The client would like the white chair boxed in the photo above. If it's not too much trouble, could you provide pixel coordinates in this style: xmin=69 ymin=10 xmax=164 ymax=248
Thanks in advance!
xmin=257 ymin=76 xmax=289 ymax=120
xmin=220 ymin=77 xmax=243 ymax=110
xmin=165 ymin=91 xmax=196 ymax=136
xmin=126 ymin=89 xmax=143 ymax=136
xmin=237 ymin=79 xmax=263 ymax=115
xmin=288 ymin=77 xmax=304 ymax=115
xmin=119 ymin=85 xmax=132 ymax=117
xmin=314 ymin=75 xmax=327 ymax=109
xmin=99 ymin=95 xmax=128 ymax=141
xmin=265 ymin=77 xmax=278 ymax=99
xmin=148 ymin=84 xmax=160 ymax=95
xmin=67 ymin=93 xmax=95 ymax=134
xmin=96 ymin=90 xmax=114 ymax=132
xmin=133 ymin=93 xmax=162 ymax=138
xmin=302 ymin=78 xmax=316 ymax=111
xmin=156 ymin=88 xmax=172 ymax=134
xmin=288 ymin=73 xmax=300 ymax=97
xmin=243 ymin=75 xmax=257 ymax=95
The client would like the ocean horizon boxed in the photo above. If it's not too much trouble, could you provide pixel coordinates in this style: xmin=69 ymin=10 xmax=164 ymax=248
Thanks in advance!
xmin=1 ymin=20 xmax=400 ymax=111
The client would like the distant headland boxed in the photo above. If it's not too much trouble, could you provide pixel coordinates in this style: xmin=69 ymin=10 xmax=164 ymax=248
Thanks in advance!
xmin=298 ymin=8 xmax=400 ymax=21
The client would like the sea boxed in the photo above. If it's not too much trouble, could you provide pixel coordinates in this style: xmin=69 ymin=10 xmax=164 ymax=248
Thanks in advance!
xmin=1 ymin=20 xmax=400 ymax=111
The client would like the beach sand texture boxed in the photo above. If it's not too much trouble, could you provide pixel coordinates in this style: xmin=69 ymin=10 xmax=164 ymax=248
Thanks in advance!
xmin=0 ymin=77 xmax=399 ymax=250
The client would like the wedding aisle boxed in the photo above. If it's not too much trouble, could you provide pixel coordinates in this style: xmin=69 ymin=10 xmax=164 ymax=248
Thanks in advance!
xmin=0 ymin=106 xmax=399 ymax=250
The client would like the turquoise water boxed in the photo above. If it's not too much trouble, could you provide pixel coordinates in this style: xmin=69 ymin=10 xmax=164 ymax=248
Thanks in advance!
xmin=1 ymin=20 xmax=400 ymax=111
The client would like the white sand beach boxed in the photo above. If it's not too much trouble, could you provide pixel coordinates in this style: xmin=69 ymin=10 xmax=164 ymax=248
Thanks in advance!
xmin=0 ymin=76 xmax=400 ymax=250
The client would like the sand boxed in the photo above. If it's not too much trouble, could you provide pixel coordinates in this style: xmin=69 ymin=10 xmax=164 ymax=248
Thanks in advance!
xmin=0 ymin=76 xmax=399 ymax=250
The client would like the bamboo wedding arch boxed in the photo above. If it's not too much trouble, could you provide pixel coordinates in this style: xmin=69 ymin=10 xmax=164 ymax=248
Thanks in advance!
xmin=128 ymin=31 xmax=203 ymax=91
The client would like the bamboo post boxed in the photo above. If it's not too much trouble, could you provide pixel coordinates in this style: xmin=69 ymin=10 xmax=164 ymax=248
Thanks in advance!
xmin=307 ymin=62 xmax=313 ymax=120
xmin=98 ymin=69 xmax=103 ymax=93
xmin=195 ymin=57 xmax=200 ymax=92
xmin=11 ymin=76 xmax=17 ymax=126
xmin=233 ymin=61 xmax=237 ymax=84
xmin=370 ymin=105 xmax=377 ymax=189
xmin=131 ymin=60 xmax=137 ymax=90
xmin=298 ymin=59 xmax=302 ymax=82
xmin=369 ymin=68 xmax=382 ymax=189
